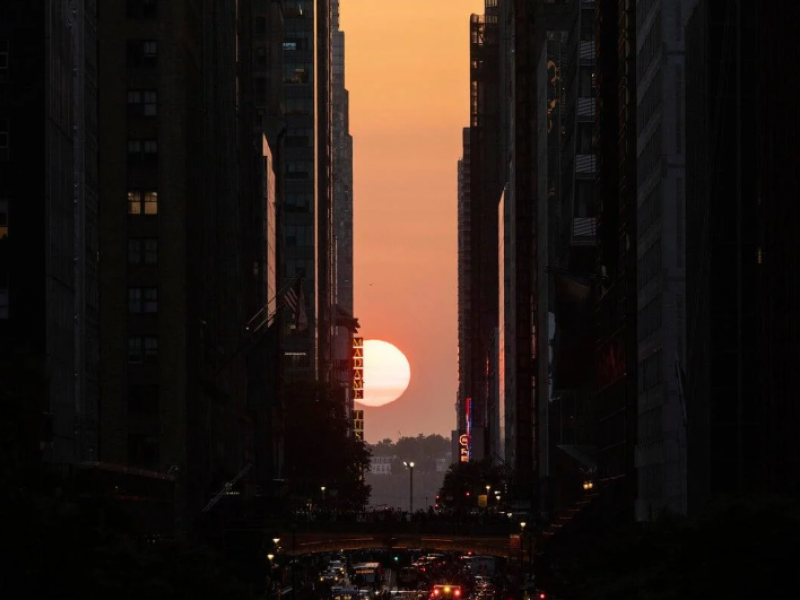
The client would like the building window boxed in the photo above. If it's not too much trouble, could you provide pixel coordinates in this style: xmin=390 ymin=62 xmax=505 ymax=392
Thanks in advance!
xmin=128 ymin=434 xmax=160 ymax=470
xmin=128 ymin=335 xmax=158 ymax=362
xmin=127 ymin=0 xmax=157 ymax=19
xmin=128 ymin=238 xmax=158 ymax=264
xmin=0 ymin=199 xmax=7 ymax=239
xmin=0 ymin=286 xmax=8 ymax=319
xmin=128 ymin=287 xmax=158 ymax=313
xmin=286 ymin=161 xmax=312 ymax=179
xmin=127 ymin=40 xmax=157 ymax=68
xmin=128 ymin=89 xmax=157 ymax=117
xmin=128 ymin=336 xmax=143 ymax=362
xmin=128 ymin=190 xmax=158 ymax=215
xmin=127 ymin=139 xmax=158 ymax=164
xmin=256 ymin=46 xmax=267 ymax=68
xmin=0 ymin=118 xmax=8 ymax=162
xmin=0 ymin=40 xmax=8 ymax=82
xmin=283 ymin=63 xmax=310 ymax=84
xmin=144 ymin=336 xmax=159 ymax=360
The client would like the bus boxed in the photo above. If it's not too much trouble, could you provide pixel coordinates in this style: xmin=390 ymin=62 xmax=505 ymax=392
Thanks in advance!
xmin=352 ymin=562 xmax=383 ymax=588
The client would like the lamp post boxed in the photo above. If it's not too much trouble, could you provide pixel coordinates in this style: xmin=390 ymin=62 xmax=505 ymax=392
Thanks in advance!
xmin=403 ymin=461 xmax=415 ymax=513
xmin=519 ymin=522 xmax=527 ymax=569
xmin=320 ymin=486 xmax=326 ymax=504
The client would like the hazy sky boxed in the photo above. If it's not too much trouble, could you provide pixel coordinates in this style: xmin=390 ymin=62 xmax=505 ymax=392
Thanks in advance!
xmin=342 ymin=0 xmax=485 ymax=443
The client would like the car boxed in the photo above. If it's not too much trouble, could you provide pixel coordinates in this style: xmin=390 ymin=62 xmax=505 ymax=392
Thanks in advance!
xmin=430 ymin=585 xmax=463 ymax=600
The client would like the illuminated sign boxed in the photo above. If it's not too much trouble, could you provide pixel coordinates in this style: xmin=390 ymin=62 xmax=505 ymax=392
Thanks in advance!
xmin=353 ymin=337 xmax=364 ymax=401
xmin=459 ymin=433 xmax=469 ymax=463
xmin=353 ymin=409 xmax=364 ymax=441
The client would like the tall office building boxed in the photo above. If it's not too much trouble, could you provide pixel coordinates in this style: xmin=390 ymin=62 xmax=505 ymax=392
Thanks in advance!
xmin=0 ymin=0 xmax=99 ymax=469
xmin=331 ymin=0 xmax=359 ymax=429
xmin=458 ymin=1 xmax=503 ymax=464
xmin=594 ymin=0 xmax=638 ymax=520
xmin=332 ymin=0 xmax=354 ymax=316
xmin=98 ymin=1 xmax=254 ymax=518
xmin=280 ymin=0 xmax=335 ymax=383
xmin=457 ymin=128 xmax=472 ymax=442
xmin=634 ymin=0 xmax=694 ymax=520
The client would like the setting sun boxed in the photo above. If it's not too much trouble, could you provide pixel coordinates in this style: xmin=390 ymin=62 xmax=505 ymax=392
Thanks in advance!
xmin=359 ymin=339 xmax=411 ymax=408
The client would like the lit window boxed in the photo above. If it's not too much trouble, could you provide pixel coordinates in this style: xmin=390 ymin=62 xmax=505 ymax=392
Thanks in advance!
xmin=128 ymin=190 xmax=158 ymax=215
xmin=0 ymin=198 xmax=7 ymax=239
xmin=0 ymin=286 xmax=8 ymax=319
xmin=144 ymin=191 xmax=158 ymax=214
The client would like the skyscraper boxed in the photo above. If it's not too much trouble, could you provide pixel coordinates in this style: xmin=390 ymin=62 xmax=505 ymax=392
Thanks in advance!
xmin=0 ymin=0 xmax=99 ymax=469
xmin=280 ymin=0 xmax=336 ymax=383
xmin=634 ymin=0 xmax=694 ymax=520
xmin=97 ymin=1 xmax=254 ymax=519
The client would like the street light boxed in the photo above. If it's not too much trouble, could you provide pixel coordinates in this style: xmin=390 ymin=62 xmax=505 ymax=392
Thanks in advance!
xmin=403 ymin=461 xmax=415 ymax=513
xmin=320 ymin=486 xmax=326 ymax=502
xmin=273 ymin=537 xmax=281 ymax=545
xmin=267 ymin=553 xmax=275 ymax=561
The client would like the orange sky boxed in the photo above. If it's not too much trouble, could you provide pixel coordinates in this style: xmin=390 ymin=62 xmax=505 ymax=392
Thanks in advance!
xmin=342 ymin=0 xmax=485 ymax=444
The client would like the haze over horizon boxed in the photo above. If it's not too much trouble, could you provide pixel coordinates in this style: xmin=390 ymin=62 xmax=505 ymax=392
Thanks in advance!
xmin=343 ymin=0 xmax=485 ymax=444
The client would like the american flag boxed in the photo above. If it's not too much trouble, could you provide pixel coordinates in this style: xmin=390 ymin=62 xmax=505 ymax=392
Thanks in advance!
xmin=283 ymin=276 xmax=308 ymax=331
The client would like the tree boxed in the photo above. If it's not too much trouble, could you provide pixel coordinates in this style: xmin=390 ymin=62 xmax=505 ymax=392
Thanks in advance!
xmin=437 ymin=458 xmax=505 ymax=510
xmin=281 ymin=380 xmax=372 ymax=509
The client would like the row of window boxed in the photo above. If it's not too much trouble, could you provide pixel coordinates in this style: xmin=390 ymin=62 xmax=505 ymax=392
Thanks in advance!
xmin=128 ymin=90 xmax=157 ymax=116
xmin=127 ymin=139 xmax=158 ymax=163
xmin=129 ymin=238 xmax=158 ymax=264
xmin=127 ymin=40 xmax=158 ymax=68
xmin=128 ymin=191 xmax=158 ymax=215
xmin=129 ymin=335 xmax=158 ymax=363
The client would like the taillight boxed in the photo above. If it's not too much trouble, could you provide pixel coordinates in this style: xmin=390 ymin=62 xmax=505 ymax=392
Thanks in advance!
xmin=539 ymin=594 xmax=546 ymax=599
xmin=433 ymin=590 xmax=440 ymax=596
xmin=454 ymin=591 xmax=461 ymax=597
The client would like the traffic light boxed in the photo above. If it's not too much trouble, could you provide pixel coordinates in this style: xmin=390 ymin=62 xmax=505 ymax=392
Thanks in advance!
xmin=538 ymin=593 xmax=546 ymax=599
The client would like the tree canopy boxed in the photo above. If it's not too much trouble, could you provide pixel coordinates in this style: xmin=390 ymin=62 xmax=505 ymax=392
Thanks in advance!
xmin=282 ymin=380 xmax=372 ymax=509
xmin=437 ymin=458 xmax=506 ymax=510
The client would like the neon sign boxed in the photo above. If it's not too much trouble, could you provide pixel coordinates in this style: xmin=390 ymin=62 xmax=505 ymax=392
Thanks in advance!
xmin=459 ymin=433 xmax=469 ymax=462
xmin=353 ymin=337 xmax=364 ymax=401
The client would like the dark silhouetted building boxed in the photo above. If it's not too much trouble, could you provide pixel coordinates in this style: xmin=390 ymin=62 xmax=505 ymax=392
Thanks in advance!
xmin=98 ymin=1 xmax=254 ymax=521
xmin=593 ymin=0 xmax=637 ymax=520
xmin=0 ymin=0 xmax=99 ymax=470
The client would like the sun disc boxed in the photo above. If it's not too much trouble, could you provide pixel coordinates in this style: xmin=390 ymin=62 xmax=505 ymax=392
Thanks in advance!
xmin=358 ymin=339 xmax=411 ymax=408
